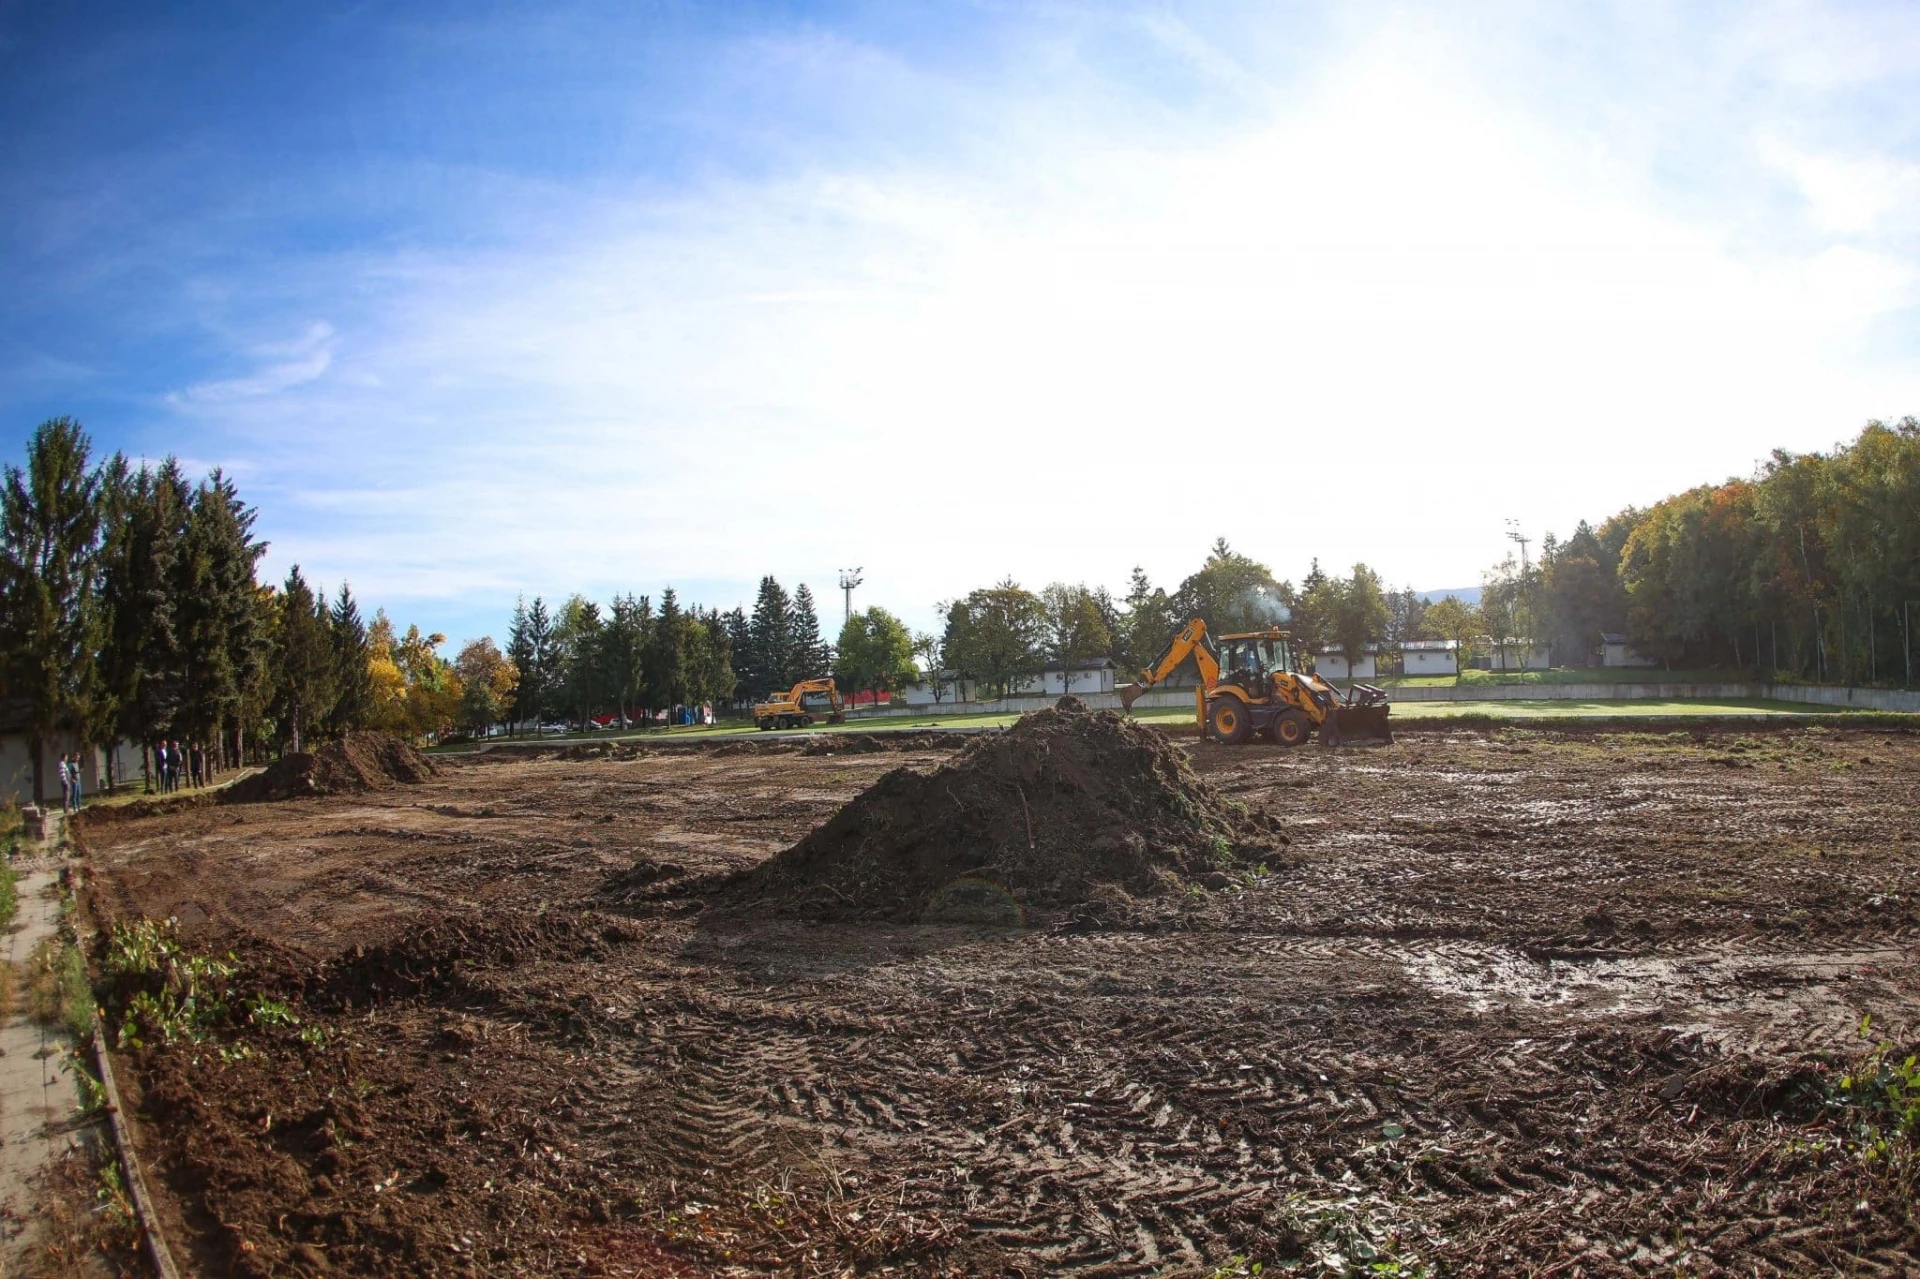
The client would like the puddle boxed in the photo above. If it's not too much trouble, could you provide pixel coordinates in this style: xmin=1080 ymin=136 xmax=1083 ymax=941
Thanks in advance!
xmin=1396 ymin=941 xmax=1911 ymax=1043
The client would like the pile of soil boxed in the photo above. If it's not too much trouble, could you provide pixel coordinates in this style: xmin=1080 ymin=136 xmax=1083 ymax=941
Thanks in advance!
xmin=731 ymin=699 xmax=1283 ymax=920
xmin=799 ymin=730 xmax=966 ymax=755
xmin=305 ymin=910 xmax=637 ymax=1011
xmin=221 ymin=731 xmax=435 ymax=804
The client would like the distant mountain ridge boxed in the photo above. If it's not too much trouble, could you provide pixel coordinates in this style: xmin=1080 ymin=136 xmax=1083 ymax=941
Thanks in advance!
xmin=1414 ymin=586 xmax=1483 ymax=605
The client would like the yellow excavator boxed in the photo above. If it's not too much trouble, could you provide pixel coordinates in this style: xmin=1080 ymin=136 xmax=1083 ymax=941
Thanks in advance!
xmin=753 ymin=678 xmax=847 ymax=730
xmin=1118 ymin=618 xmax=1392 ymax=746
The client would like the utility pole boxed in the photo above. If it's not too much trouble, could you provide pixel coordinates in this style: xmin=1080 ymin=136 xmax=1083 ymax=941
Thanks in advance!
xmin=1503 ymin=520 xmax=1532 ymax=668
xmin=1504 ymin=519 xmax=1531 ymax=574
xmin=1906 ymin=600 xmax=1916 ymax=688
xmin=837 ymin=567 xmax=864 ymax=624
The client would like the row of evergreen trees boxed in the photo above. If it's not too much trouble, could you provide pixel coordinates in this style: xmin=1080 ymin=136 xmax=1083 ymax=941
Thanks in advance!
xmin=0 ymin=418 xmax=379 ymax=801
xmin=725 ymin=577 xmax=831 ymax=702
xmin=499 ymin=576 xmax=925 ymax=726
xmin=505 ymin=590 xmax=735 ymax=727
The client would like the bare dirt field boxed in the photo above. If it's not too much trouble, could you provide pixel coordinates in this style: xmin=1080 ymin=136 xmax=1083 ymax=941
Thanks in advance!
xmin=76 ymin=723 xmax=1920 ymax=1277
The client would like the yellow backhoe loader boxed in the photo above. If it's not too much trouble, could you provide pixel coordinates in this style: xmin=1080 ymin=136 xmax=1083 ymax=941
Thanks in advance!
xmin=1117 ymin=618 xmax=1392 ymax=746
xmin=753 ymin=678 xmax=847 ymax=730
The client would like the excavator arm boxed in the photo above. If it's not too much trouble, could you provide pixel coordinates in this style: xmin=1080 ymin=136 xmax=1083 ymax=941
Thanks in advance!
xmin=1118 ymin=618 xmax=1219 ymax=709
xmin=788 ymin=678 xmax=847 ymax=722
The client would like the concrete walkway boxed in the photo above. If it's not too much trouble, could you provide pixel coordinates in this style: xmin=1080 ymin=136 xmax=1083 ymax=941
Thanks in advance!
xmin=0 ymin=854 xmax=88 ymax=1266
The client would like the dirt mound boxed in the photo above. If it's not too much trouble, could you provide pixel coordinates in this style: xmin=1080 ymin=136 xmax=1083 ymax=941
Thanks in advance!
xmin=732 ymin=702 xmax=1283 ymax=920
xmin=308 ymin=910 xmax=636 ymax=1011
xmin=798 ymin=730 xmax=965 ymax=755
xmin=221 ymin=731 xmax=435 ymax=803
xmin=73 ymin=793 xmax=213 ymax=827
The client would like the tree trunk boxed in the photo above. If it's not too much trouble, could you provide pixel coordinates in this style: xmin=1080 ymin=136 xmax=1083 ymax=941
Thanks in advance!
xmin=291 ymin=705 xmax=303 ymax=755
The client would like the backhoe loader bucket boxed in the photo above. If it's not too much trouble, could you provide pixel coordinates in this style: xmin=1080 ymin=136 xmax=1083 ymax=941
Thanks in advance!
xmin=1118 ymin=683 xmax=1146 ymax=710
xmin=828 ymin=711 xmax=846 ymax=724
xmin=1320 ymin=683 xmax=1393 ymax=746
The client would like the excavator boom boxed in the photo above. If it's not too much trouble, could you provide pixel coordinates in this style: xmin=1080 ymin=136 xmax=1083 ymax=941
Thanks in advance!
xmin=1118 ymin=618 xmax=1219 ymax=709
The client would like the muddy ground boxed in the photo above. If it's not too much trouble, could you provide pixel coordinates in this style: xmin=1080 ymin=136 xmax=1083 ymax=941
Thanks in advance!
xmin=78 ymin=726 xmax=1920 ymax=1277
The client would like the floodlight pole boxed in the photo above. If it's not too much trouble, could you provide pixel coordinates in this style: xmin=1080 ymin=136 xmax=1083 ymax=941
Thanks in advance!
xmin=837 ymin=567 xmax=864 ymax=624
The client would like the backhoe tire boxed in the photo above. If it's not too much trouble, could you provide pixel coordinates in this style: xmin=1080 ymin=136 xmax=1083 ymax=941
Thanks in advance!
xmin=1273 ymin=711 xmax=1310 ymax=748
xmin=1208 ymin=698 xmax=1252 ymax=745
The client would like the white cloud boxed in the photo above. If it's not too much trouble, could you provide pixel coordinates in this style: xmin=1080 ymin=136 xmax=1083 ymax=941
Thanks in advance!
xmin=170 ymin=321 xmax=336 ymax=404
xmin=1758 ymin=137 xmax=1920 ymax=235
xmin=163 ymin=16 xmax=1920 ymax=635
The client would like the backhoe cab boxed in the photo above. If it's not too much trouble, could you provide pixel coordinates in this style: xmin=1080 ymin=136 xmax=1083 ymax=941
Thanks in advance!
xmin=1118 ymin=619 xmax=1391 ymax=747
xmin=753 ymin=678 xmax=847 ymax=730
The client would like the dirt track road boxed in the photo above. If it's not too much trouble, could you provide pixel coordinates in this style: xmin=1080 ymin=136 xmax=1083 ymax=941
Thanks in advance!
xmin=81 ymin=726 xmax=1920 ymax=1276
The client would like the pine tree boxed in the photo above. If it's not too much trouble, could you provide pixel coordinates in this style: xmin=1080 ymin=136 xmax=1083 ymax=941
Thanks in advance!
xmin=606 ymin=594 xmax=652 ymax=725
xmin=789 ymin=584 xmax=828 ymax=682
xmin=694 ymin=607 xmax=736 ymax=709
xmin=529 ymin=597 xmax=560 ymax=726
xmin=722 ymin=606 xmax=751 ymax=707
xmin=0 ymin=417 xmax=102 ymax=803
xmin=647 ymin=588 xmax=687 ymax=716
xmin=506 ymin=597 xmax=535 ymax=730
xmin=505 ymin=596 xmax=558 ymax=731
xmin=328 ymin=583 xmax=374 ymax=734
xmin=273 ymin=567 xmax=335 ymax=752
xmin=747 ymin=576 xmax=792 ymax=698
xmin=175 ymin=472 xmax=266 ymax=762
xmin=210 ymin=471 xmax=269 ymax=767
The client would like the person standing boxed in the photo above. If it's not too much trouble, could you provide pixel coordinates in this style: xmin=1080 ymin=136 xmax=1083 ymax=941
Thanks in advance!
xmin=57 ymin=753 xmax=71 ymax=812
xmin=69 ymin=754 xmax=83 ymax=811
xmin=162 ymin=741 xmax=176 ymax=793
xmin=191 ymin=742 xmax=205 ymax=789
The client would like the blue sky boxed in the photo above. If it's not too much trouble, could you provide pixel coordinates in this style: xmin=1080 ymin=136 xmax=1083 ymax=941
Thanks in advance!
xmin=4 ymin=1 xmax=1918 ymax=647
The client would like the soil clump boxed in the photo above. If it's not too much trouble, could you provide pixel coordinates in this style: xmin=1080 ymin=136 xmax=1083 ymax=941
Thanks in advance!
xmin=732 ymin=701 xmax=1282 ymax=920
xmin=221 ymin=731 xmax=435 ymax=803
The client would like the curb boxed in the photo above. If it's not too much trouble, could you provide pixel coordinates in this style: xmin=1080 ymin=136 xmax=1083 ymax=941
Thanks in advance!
xmin=64 ymin=835 xmax=182 ymax=1279
xmin=90 ymin=1012 xmax=183 ymax=1279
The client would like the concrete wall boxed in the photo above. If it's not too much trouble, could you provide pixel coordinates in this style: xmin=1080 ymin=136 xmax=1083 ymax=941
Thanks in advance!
xmin=846 ymin=680 xmax=1920 ymax=720
xmin=0 ymin=733 xmax=116 ymax=807
xmin=1765 ymin=683 xmax=1920 ymax=713
xmin=847 ymin=687 xmax=1200 ymax=720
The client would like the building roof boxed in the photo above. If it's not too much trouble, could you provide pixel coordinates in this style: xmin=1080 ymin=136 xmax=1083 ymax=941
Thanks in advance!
xmin=1599 ymin=632 xmax=1627 ymax=645
xmin=1314 ymin=644 xmax=1379 ymax=655
xmin=1041 ymin=656 xmax=1117 ymax=671
xmin=1402 ymin=639 xmax=1458 ymax=651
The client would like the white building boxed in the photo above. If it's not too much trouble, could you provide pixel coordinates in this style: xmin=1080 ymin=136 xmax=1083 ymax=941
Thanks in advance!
xmin=1402 ymin=639 xmax=1459 ymax=676
xmin=1314 ymin=645 xmax=1378 ymax=680
xmin=1042 ymin=658 xmax=1117 ymax=697
xmin=1599 ymin=633 xmax=1657 ymax=668
xmin=1487 ymin=638 xmax=1551 ymax=671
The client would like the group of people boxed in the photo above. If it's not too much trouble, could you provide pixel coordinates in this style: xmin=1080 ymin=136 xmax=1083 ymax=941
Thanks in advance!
xmin=154 ymin=740 xmax=209 ymax=793
xmin=56 ymin=753 xmax=85 ymax=813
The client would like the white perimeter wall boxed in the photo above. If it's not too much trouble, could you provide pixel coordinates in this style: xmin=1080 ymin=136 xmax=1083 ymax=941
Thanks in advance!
xmin=843 ymin=681 xmax=1920 ymax=719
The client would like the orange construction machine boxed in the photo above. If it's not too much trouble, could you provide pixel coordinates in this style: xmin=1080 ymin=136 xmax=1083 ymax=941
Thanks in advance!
xmin=1117 ymin=618 xmax=1391 ymax=746
xmin=752 ymin=678 xmax=846 ymax=730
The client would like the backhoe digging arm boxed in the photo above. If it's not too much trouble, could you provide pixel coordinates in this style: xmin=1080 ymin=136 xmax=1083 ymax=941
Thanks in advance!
xmin=1119 ymin=618 xmax=1219 ymax=709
